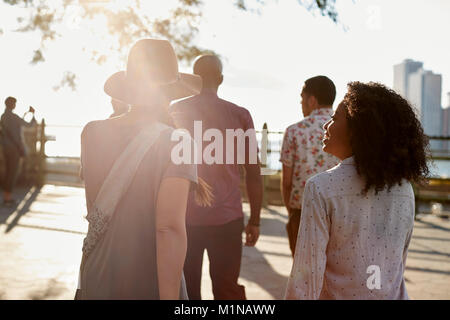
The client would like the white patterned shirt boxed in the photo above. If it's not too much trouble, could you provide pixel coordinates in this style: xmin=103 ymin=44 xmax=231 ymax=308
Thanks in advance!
xmin=280 ymin=108 xmax=339 ymax=209
xmin=285 ymin=157 xmax=414 ymax=300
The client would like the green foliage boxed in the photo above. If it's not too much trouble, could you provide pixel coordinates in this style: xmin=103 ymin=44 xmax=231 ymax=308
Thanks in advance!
xmin=1 ymin=0 xmax=340 ymax=90
xmin=233 ymin=0 xmax=338 ymax=21
xmin=52 ymin=71 xmax=77 ymax=91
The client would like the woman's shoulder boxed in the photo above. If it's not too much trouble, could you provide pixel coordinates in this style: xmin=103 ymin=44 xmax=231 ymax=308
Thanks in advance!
xmin=158 ymin=125 xmax=193 ymax=145
xmin=387 ymin=179 xmax=414 ymax=198
xmin=305 ymin=162 xmax=364 ymax=199
xmin=307 ymin=164 xmax=345 ymax=186
xmin=81 ymin=119 xmax=107 ymax=138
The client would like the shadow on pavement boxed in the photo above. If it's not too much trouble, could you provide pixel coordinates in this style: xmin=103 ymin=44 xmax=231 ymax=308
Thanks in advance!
xmin=418 ymin=219 xmax=450 ymax=232
xmin=0 ymin=186 xmax=41 ymax=233
xmin=412 ymin=235 xmax=450 ymax=242
xmin=240 ymin=247 xmax=289 ymax=299
xmin=258 ymin=216 xmax=288 ymax=238
xmin=0 ymin=186 xmax=33 ymax=225
xmin=264 ymin=207 xmax=288 ymax=220
xmin=241 ymin=206 xmax=290 ymax=299
xmin=406 ymin=266 xmax=450 ymax=276
xmin=409 ymin=248 xmax=450 ymax=258
xmin=27 ymin=278 xmax=65 ymax=300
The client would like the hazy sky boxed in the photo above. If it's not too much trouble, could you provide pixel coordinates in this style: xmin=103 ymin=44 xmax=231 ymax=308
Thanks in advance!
xmin=0 ymin=0 xmax=449 ymax=132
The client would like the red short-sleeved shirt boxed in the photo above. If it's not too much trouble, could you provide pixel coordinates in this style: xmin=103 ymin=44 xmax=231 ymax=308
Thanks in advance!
xmin=170 ymin=91 xmax=257 ymax=226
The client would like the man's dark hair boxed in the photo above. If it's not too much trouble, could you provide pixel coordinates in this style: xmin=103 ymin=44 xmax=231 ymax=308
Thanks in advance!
xmin=5 ymin=96 xmax=17 ymax=109
xmin=344 ymin=81 xmax=430 ymax=194
xmin=303 ymin=76 xmax=336 ymax=105
xmin=193 ymin=55 xmax=222 ymax=86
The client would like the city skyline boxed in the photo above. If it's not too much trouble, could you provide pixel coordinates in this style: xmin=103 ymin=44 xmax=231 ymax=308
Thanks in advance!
xmin=394 ymin=58 xmax=450 ymax=152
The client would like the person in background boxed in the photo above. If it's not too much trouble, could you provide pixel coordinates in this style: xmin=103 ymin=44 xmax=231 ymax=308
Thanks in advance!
xmin=280 ymin=76 xmax=339 ymax=257
xmin=109 ymin=98 xmax=129 ymax=118
xmin=0 ymin=97 xmax=37 ymax=206
xmin=285 ymin=82 xmax=429 ymax=299
xmin=170 ymin=55 xmax=263 ymax=300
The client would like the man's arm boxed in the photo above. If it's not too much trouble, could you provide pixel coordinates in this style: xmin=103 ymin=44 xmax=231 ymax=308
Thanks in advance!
xmin=242 ymin=109 xmax=263 ymax=246
xmin=281 ymin=164 xmax=294 ymax=214
xmin=20 ymin=108 xmax=37 ymax=127
xmin=244 ymin=162 xmax=263 ymax=246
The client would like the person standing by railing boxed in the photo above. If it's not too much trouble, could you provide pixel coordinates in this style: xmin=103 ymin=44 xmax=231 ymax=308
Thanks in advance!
xmin=0 ymin=96 xmax=37 ymax=207
xmin=280 ymin=76 xmax=339 ymax=257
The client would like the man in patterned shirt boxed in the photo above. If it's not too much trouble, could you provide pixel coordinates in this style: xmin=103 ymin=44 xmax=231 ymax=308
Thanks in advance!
xmin=280 ymin=76 xmax=340 ymax=256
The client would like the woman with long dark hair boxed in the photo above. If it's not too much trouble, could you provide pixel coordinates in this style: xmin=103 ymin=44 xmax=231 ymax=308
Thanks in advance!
xmin=76 ymin=39 xmax=212 ymax=300
xmin=285 ymin=81 xmax=429 ymax=299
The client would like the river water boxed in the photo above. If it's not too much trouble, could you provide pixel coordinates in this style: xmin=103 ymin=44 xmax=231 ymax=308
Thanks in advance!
xmin=44 ymin=126 xmax=450 ymax=178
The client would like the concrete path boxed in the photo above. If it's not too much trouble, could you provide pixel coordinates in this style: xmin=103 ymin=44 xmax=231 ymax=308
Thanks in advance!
xmin=0 ymin=185 xmax=449 ymax=300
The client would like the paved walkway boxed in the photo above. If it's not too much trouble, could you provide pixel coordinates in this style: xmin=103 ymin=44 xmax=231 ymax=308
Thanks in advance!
xmin=0 ymin=185 xmax=449 ymax=300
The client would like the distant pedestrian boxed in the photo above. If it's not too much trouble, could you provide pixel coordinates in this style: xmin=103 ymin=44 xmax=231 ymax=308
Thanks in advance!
xmin=108 ymin=98 xmax=129 ymax=118
xmin=285 ymin=82 xmax=430 ymax=299
xmin=0 ymin=97 xmax=37 ymax=206
xmin=76 ymin=39 xmax=212 ymax=300
xmin=170 ymin=55 xmax=263 ymax=300
xmin=280 ymin=76 xmax=339 ymax=257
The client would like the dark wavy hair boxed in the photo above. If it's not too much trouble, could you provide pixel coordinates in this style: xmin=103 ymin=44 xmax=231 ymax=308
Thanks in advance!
xmin=343 ymin=81 xmax=430 ymax=194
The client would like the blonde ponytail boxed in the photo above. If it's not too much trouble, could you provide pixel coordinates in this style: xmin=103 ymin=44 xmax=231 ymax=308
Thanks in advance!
xmin=194 ymin=177 xmax=214 ymax=207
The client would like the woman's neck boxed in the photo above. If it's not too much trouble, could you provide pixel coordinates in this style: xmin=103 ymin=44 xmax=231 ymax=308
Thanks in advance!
xmin=119 ymin=105 xmax=163 ymax=126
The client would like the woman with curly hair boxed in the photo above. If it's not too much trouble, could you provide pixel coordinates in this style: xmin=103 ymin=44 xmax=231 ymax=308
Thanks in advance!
xmin=285 ymin=81 xmax=429 ymax=300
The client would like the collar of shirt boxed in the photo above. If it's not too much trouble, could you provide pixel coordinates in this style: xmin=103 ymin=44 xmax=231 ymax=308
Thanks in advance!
xmin=309 ymin=107 xmax=333 ymax=118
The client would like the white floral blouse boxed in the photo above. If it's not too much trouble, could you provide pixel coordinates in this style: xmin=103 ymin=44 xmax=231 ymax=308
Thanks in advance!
xmin=280 ymin=108 xmax=339 ymax=209
xmin=285 ymin=157 xmax=414 ymax=300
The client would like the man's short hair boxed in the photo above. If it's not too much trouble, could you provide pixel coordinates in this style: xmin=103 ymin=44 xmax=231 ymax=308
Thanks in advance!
xmin=303 ymin=76 xmax=336 ymax=106
xmin=193 ymin=55 xmax=222 ymax=83
xmin=5 ymin=96 xmax=17 ymax=109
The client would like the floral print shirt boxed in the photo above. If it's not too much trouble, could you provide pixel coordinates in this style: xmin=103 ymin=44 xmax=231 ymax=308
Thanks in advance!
xmin=280 ymin=108 xmax=339 ymax=209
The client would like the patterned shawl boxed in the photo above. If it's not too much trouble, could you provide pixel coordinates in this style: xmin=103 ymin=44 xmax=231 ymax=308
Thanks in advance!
xmin=81 ymin=122 xmax=169 ymax=259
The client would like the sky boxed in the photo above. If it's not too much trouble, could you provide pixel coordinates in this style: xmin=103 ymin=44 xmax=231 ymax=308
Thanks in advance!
xmin=0 ymin=0 xmax=449 ymax=136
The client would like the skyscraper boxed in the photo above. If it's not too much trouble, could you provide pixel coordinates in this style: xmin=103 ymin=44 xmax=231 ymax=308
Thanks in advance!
xmin=442 ymin=93 xmax=450 ymax=151
xmin=393 ymin=59 xmax=423 ymax=98
xmin=393 ymin=60 xmax=442 ymax=150
xmin=407 ymin=69 xmax=442 ymax=149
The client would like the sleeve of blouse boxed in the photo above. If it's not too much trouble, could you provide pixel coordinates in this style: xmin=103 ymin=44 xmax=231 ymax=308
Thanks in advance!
xmin=402 ymin=199 xmax=415 ymax=267
xmin=284 ymin=179 xmax=330 ymax=300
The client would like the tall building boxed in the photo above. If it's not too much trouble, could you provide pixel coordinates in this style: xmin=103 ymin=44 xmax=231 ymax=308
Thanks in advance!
xmin=393 ymin=60 xmax=442 ymax=150
xmin=407 ymin=69 xmax=442 ymax=149
xmin=393 ymin=59 xmax=423 ymax=98
xmin=442 ymin=93 xmax=450 ymax=151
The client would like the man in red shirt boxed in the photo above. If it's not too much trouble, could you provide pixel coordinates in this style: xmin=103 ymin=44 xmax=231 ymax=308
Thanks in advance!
xmin=170 ymin=55 xmax=263 ymax=300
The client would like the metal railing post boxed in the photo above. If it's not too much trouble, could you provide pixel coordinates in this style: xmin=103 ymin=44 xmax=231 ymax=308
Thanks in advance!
xmin=262 ymin=122 xmax=269 ymax=208
xmin=38 ymin=119 xmax=46 ymax=187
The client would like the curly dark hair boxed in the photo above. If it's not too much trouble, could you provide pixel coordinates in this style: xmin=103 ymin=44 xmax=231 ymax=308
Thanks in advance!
xmin=343 ymin=81 xmax=430 ymax=194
